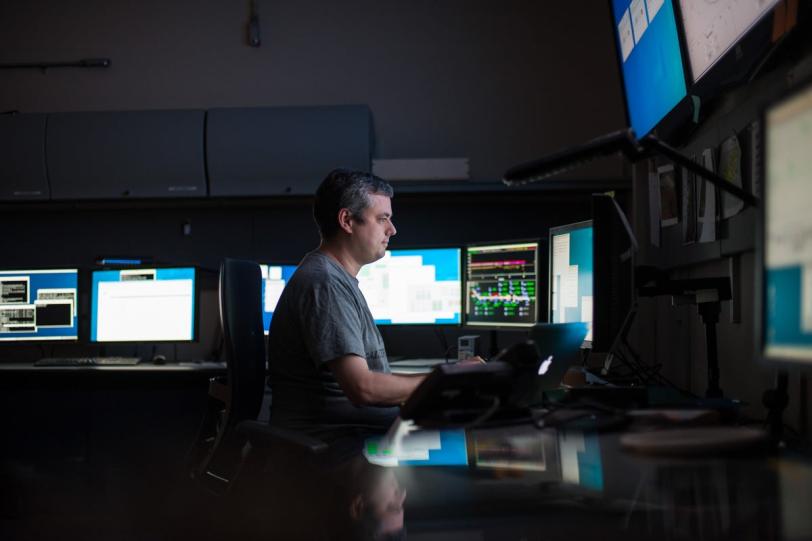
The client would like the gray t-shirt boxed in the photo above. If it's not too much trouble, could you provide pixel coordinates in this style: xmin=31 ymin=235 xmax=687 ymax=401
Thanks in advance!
xmin=267 ymin=250 xmax=399 ymax=438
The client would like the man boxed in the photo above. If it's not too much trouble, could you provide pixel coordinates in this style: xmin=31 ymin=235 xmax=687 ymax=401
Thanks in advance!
xmin=267 ymin=168 xmax=427 ymax=440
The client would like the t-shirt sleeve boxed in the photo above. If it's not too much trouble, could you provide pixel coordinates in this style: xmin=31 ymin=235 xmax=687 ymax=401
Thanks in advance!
xmin=299 ymin=280 xmax=366 ymax=367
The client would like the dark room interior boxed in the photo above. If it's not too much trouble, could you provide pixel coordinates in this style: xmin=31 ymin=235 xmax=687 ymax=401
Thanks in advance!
xmin=2 ymin=1 xmax=812 ymax=540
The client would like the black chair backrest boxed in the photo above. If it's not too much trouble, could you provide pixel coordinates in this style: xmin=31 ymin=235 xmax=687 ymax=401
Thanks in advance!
xmin=219 ymin=258 xmax=267 ymax=426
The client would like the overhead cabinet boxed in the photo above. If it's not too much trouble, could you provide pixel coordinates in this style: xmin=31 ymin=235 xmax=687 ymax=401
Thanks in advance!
xmin=206 ymin=105 xmax=372 ymax=196
xmin=47 ymin=110 xmax=207 ymax=200
xmin=0 ymin=114 xmax=50 ymax=201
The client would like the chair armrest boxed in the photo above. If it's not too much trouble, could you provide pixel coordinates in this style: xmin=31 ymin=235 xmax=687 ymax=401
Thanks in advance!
xmin=236 ymin=420 xmax=328 ymax=455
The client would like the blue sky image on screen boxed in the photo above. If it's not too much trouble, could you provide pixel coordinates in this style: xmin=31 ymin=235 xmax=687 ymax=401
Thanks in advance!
xmin=551 ymin=225 xmax=594 ymax=341
xmin=358 ymin=248 xmax=462 ymax=325
xmin=0 ymin=269 xmax=78 ymax=341
xmin=90 ymin=267 xmax=196 ymax=342
xmin=612 ymin=0 xmax=687 ymax=137
xmin=262 ymin=264 xmax=297 ymax=334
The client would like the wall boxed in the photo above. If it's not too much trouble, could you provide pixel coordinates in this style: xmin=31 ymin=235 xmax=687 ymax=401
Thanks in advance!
xmin=0 ymin=0 xmax=627 ymax=183
xmin=630 ymin=26 xmax=812 ymax=438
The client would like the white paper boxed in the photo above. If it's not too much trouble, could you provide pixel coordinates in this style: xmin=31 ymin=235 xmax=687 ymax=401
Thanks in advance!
xmin=719 ymin=134 xmax=745 ymax=219
xmin=618 ymin=9 xmax=634 ymax=62
xmin=646 ymin=0 xmax=664 ymax=21
xmin=630 ymin=0 xmax=649 ymax=44
xmin=698 ymin=149 xmax=717 ymax=243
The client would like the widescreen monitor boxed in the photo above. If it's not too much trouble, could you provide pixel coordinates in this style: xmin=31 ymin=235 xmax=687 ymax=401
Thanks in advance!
xmin=549 ymin=221 xmax=594 ymax=345
xmin=464 ymin=241 xmax=540 ymax=328
xmin=90 ymin=267 xmax=197 ymax=342
xmin=760 ymin=80 xmax=812 ymax=365
xmin=357 ymin=247 xmax=462 ymax=325
xmin=0 ymin=268 xmax=79 ymax=341
xmin=678 ymin=0 xmax=780 ymax=83
xmin=610 ymin=0 xmax=687 ymax=137
xmin=261 ymin=263 xmax=297 ymax=334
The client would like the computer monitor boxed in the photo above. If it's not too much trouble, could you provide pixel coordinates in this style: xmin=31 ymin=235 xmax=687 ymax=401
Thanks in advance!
xmin=677 ymin=0 xmax=780 ymax=84
xmin=610 ymin=0 xmax=688 ymax=137
xmin=260 ymin=263 xmax=297 ymax=335
xmin=592 ymin=194 xmax=638 ymax=353
xmin=463 ymin=241 xmax=540 ymax=328
xmin=549 ymin=221 xmax=594 ymax=346
xmin=0 ymin=268 xmax=79 ymax=341
xmin=90 ymin=267 xmax=197 ymax=343
xmin=759 ymin=79 xmax=812 ymax=366
xmin=357 ymin=247 xmax=462 ymax=325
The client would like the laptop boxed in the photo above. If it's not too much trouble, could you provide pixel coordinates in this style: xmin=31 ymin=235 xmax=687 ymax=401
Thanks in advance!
xmin=400 ymin=322 xmax=589 ymax=427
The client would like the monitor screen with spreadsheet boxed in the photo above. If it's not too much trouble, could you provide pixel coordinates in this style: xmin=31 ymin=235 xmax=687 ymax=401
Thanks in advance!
xmin=0 ymin=268 xmax=79 ymax=341
xmin=90 ymin=267 xmax=197 ymax=342
xmin=549 ymin=221 xmax=594 ymax=346
xmin=357 ymin=247 xmax=462 ymax=325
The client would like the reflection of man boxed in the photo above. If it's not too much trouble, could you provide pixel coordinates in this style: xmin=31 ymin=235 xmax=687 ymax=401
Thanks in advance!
xmin=267 ymin=169 xmax=425 ymax=440
xmin=337 ymin=458 xmax=406 ymax=541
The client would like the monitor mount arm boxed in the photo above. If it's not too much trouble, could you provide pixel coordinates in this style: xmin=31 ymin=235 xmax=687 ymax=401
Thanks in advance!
xmin=503 ymin=128 xmax=759 ymax=208
xmin=636 ymin=266 xmax=732 ymax=399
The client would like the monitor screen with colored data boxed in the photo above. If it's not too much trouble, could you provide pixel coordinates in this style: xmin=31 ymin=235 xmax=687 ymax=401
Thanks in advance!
xmin=464 ymin=241 xmax=540 ymax=328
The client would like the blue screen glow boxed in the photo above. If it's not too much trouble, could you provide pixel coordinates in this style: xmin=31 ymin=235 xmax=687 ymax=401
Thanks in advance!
xmin=0 ymin=268 xmax=79 ymax=342
xmin=612 ymin=0 xmax=687 ymax=137
xmin=262 ymin=264 xmax=298 ymax=334
xmin=358 ymin=247 xmax=462 ymax=325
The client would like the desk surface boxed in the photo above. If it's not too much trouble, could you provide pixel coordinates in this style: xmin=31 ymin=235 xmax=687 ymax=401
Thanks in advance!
xmin=0 ymin=360 xmax=226 ymax=373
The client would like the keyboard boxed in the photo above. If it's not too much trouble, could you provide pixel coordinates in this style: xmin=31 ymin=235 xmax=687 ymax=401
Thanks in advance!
xmin=34 ymin=356 xmax=142 ymax=367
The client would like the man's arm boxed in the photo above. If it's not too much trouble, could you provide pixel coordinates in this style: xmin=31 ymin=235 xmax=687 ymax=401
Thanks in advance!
xmin=328 ymin=355 xmax=426 ymax=406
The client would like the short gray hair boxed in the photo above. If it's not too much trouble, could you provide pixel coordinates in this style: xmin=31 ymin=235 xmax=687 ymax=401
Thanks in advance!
xmin=313 ymin=168 xmax=394 ymax=239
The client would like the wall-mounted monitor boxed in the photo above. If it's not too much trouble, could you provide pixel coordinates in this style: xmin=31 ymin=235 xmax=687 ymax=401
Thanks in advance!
xmin=0 ymin=268 xmax=79 ymax=341
xmin=549 ymin=221 xmax=593 ymax=346
xmin=678 ymin=0 xmax=780 ymax=84
xmin=90 ymin=267 xmax=197 ymax=343
xmin=463 ymin=241 xmax=540 ymax=329
xmin=759 ymin=79 xmax=812 ymax=366
xmin=261 ymin=263 xmax=297 ymax=334
xmin=610 ymin=0 xmax=688 ymax=138
xmin=357 ymin=247 xmax=462 ymax=325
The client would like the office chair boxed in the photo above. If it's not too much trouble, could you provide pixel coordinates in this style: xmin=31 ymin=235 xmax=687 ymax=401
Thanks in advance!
xmin=189 ymin=258 xmax=325 ymax=494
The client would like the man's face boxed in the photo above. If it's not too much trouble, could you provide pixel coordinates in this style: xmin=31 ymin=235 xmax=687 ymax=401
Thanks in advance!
xmin=350 ymin=193 xmax=397 ymax=265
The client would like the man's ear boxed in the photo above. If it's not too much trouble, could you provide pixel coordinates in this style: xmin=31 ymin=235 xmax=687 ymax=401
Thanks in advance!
xmin=337 ymin=208 xmax=354 ymax=235
xmin=349 ymin=494 xmax=365 ymax=520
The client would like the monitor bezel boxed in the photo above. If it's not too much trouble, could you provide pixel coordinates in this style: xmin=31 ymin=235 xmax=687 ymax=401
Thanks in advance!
xmin=607 ymin=0 xmax=694 ymax=142
xmin=89 ymin=265 xmax=200 ymax=344
xmin=361 ymin=244 xmax=464 ymax=327
xmin=462 ymin=238 xmax=542 ymax=330
xmin=0 ymin=266 xmax=81 ymax=343
xmin=755 ymin=76 xmax=812 ymax=369
xmin=548 ymin=220 xmax=594 ymax=348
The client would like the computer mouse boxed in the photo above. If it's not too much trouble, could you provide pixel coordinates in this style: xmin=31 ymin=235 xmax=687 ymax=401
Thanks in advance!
xmin=151 ymin=354 xmax=167 ymax=365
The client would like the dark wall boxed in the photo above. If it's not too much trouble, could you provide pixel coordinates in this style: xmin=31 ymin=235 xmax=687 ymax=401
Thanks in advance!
xmin=0 ymin=0 xmax=627 ymax=182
